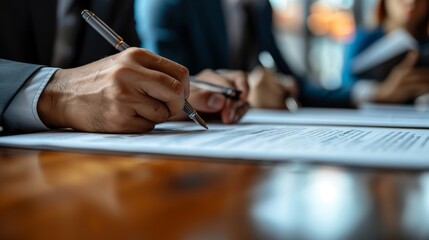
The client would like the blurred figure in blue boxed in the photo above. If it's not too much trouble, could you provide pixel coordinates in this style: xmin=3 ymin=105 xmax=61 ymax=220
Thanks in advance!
xmin=135 ymin=0 xmax=371 ymax=108
xmin=135 ymin=0 xmax=303 ymax=109
xmin=342 ymin=0 xmax=429 ymax=105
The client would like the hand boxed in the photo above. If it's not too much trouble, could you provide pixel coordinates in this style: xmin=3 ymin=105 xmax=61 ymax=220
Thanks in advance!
xmin=248 ymin=66 xmax=299 ymax=109
xmin=37 ymin=48 xmax=189 ymax=133
xmin=375 ymin=51 xmax=429 ymax=103
xmin=174 ymin=69 xmax=250 ymax=124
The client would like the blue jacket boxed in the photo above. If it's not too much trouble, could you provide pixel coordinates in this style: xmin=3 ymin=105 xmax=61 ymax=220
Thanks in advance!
xmin=341 ymin=27 xmax=385 ymax=89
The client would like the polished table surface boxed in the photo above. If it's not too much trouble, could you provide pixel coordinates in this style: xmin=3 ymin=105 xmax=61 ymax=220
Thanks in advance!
xmin=0 ymin=147 xmax=428 ymax=240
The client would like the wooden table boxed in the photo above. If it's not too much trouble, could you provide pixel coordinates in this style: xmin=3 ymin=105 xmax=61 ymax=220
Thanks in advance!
xmin=0 ymin=147 xmax=428 ymax=240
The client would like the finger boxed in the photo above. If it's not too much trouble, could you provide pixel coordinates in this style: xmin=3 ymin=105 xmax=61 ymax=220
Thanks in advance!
xmin=126 ymin=48 xmax=190 ymax=97
xmin=405 ymin=68 xmax=429 ymax=77
xmin=201 ymin=69 xmax=233 ymax=86
xmin=196 ymin=70 xmax=245 ymax=100
xmin=221 ymin=71 xmax=249 ymax=100
xmin=188 ymin=89 xmax=226 ymax=113
xmin=128 ymin=67 xmax=186 ymax=117
xmin=402 ymin=73 xmax=429 ymax=85
xmin=221 ymin=100 xmax=250 ymax=124
xmin=131 ymin=95 xmax=170 ymax=123
xmin=237 ymin=102 xmax=250 ymax=121
xmin=405 ymin=84 xmax=429 ymax=97
xmin=415 ymin=87 xmax=429 ymax=98
xmin=398 ymin=51 xmax=419 ymax=68
xmin=232 ymin=101 xmax=250 ymax=123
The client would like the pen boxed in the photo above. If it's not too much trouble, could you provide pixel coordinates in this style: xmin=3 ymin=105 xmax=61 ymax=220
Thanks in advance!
xmin=81 ymin=9 xmax=208 ymax=129
xmin=258 ymin=51 xmax=300 ymax=112
xmin=190 ymin=77 xmax=242 ymax=100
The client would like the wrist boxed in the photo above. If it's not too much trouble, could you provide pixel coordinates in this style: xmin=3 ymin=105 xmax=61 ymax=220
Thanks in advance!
xmin=37 ymin=69 xmax=70 ymax=129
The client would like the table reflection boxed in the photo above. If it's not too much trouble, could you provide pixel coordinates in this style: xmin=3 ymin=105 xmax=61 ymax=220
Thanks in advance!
xmin=250 ymin=162 xmax=429 ymax=240
xmin=1 ymin=149 xmax=429 ymax=239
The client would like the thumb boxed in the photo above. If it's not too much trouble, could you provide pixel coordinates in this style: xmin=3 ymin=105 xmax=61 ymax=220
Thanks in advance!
xmin=189 ymin=91 xmax=226 ymax=113
xmin=399 ymin=51 xmax=419 ymax=68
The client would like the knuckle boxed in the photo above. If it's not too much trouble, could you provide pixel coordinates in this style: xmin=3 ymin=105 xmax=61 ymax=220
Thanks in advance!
xmin=140 ymin=48 xmax=159 ymax=60
xmin=179 ymin=66 xmax=189 ymax=77
xmin=109 ymin=64 xmax=129 ymax=80
xmin=125 ymin=47 xmax=142 ymax=58
xmin=111 ymin=87 xmax=129 ymax=101
xmin=156 ymin=73 xmax=168 ymax=82
xmin=140 ymin=48 xmax=150 ymax=55
xmin=104 ymin=80 xmax=130 ymax=101
xmin=155 ymin=56 xmax=163 ymax=64
xmin=169 ymin=80 xmax=184 ymax=97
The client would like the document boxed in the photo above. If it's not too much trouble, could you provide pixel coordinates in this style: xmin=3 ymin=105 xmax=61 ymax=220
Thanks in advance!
xmin=351 ymin=29 xmax=416 ymax=80
xmin=1 ymin=122 xmax=429 ymax=168
xmin=351 ymin=28 xmax=429 ymax=80
xmin=242 ymin=108 xmax=429 ymax=128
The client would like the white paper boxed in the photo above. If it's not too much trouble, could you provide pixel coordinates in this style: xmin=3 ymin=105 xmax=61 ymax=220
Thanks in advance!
xmin=242 ymin=108 xmax=429 ymax=128
xmin=1 ymin=122 xmax=429 ymax=168
xmin=351 ymin=28 xmax=417 ymax=74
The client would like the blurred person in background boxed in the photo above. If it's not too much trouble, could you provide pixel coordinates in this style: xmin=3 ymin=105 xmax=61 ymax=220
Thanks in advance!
xmin=342 ymin=0 xmax=429 ymax=105
xmin=135 ymin=0 xmax=303 ymax=109
xmin=135 ymin=0 xmax=368 ymax=109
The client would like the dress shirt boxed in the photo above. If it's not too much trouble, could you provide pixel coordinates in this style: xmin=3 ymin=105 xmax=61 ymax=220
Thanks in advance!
xmin=3 ymin=67 xmax=58 ymax=131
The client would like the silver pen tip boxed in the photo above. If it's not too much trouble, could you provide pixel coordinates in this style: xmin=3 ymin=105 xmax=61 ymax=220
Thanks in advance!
xmin=194 ymin=114 xmax=209 ymax=129
xmin=184 ymin=100 xmax=209 ymax=129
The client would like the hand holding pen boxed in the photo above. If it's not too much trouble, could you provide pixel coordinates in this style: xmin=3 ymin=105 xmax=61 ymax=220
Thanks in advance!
xmin=81 ymin=10 xmax=207 ymax=129
xmin=186 ymin=69 xmax=250 ymax=124
xmin=258 ymin=51 xmax=300 ymax=111
xmin=38 ymin=45 xmax=192 ymax=133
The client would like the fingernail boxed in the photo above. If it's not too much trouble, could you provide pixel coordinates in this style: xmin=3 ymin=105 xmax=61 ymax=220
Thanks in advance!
xmin=208 ymin=94 xmax=224 ymax=109
xmin=179 ymin=65 xmax=188 ymax=72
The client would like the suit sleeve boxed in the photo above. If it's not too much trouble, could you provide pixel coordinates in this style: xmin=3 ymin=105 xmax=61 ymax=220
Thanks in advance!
xmin=0 ymin=59 xmax=43 ymax=126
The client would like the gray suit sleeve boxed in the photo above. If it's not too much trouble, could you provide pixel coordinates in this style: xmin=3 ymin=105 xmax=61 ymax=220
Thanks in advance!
xmin=0 ymin=59 xmax=43 ymax=125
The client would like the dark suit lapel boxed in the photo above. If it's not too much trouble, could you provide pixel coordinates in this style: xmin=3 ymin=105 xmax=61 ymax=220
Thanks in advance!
xmin=198 ymin=1 xmax=229 ymax=66
xmin=29 ymin=0 xmax=57 ymax=65
xmin=91 ymin=0 xmax=114 ymax=22
xmin=78 ymin=0 xmax=116 ymax=65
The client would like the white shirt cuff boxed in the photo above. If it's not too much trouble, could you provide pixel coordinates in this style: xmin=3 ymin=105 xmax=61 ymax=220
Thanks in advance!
xmin=3 ymin=67 xmax=59 ymax=132
xmin=351 ymin=80 xmax=379 ymax=107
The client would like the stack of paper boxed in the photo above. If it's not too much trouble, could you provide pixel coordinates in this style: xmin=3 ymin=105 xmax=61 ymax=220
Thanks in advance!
xmin=1 ymin=108 xmax=429 ymax=168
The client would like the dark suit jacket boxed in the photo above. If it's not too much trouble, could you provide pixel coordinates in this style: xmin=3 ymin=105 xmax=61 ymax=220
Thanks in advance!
xmin=0 ymin=0 xmax=140 ymax=126
xmin=136 ymin=0 xmax=293 ymax=75
xmin=136 ymin=0 xmax=352 ymax=108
